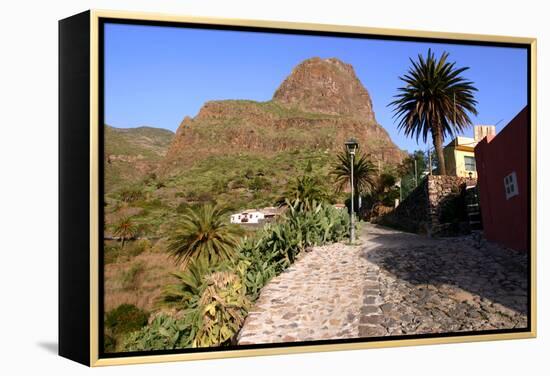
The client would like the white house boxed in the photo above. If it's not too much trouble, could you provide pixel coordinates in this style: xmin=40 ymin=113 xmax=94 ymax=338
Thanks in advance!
xmin=230 ymin=210 xmax=265 ymax=224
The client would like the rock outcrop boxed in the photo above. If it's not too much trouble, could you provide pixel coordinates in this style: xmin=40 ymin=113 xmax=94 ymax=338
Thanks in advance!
xmin=273 ymin=57 xmax=376 ymax=122
xmin=161 ymin=57 xmax=405 ymax=173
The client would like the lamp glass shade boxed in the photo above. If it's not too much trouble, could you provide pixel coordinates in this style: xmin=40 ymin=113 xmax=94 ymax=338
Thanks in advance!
xmin=345 ymin=138 xmax=359 ymax=154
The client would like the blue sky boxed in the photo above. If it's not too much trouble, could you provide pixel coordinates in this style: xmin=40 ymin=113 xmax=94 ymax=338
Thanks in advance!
xmin=104 ymin=23 xmax=527 ymax=153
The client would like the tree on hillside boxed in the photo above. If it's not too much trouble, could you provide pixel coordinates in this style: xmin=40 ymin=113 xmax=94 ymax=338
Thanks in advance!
xmin=398 ymin=150 xmax=430 ymax=198
xmin=389 ymin=49 xmax=478 ymax=175
xmin=360 ymin=172 xmax=401 ymax=217
xmin=111 ymin=217 xmax=139 ymax=249
xmin=331 ymin=148 xmax=377 ymax=202
xmin=277 ymin=175 xmax=329 ymax=208
xmin=167 ymin=204 xmax=243 ymax=269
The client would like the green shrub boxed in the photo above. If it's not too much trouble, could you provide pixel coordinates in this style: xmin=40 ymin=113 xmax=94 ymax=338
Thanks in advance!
xmin=189 ymin=270 xmax=250 ymax=347
xmin=127 ymin=239 xmax=150 ymax=257
xmin=237 ymin=199 xmax=350 ymax=299
xmin=244 ymin=168 xmax=254 ymax=179
xmin=176 ymin=202 xmax=189 ymax=213
xmin=247 ymin=176 xmax=271 ymax=192
xmin=186 ymin=190 xmax=198 ymax=200
xmin=142 ymin=172 xmax=158 ymax=186
xmin=104 ymin=333 xmax=117 ymax=353
xmin=228 ymin=177 xmax=247 ymax=189
xmin=119 ymin=187 xmax=144 ymax=203
xmin=123 ymin=315 xmax=192 ymax=351
xmin=139 ymin=198 xmax=164 ymax=211
xmin=141 ymin=200 xmax=350 ymax=351
xmin=159 ymin=257 xmax=210 ymax=309
xmin=237 ymin=238 xmax=279 ymax=301
xmin=197 ymin=192 xmax=214 ymax=203
xmin=154 ymin=261 xmax=249 ymax=349
xmin=176 ymin=201 xmax=203 ymax=214
xmin=211 ymin=179 xmax=229 ymax=193
xmin=105 ymin=304 xmax=149 ymax=337
xmin=121 ymin=261 xmax=145 ymax=290
xmin=104 ymin=244 xmax=122 ymax=264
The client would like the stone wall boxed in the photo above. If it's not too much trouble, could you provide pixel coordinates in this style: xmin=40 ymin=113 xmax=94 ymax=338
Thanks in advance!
xmin=426 ymin=175 xmax=477 ymax=235
xmin=376 ymin=175 xmax=477 ymax=236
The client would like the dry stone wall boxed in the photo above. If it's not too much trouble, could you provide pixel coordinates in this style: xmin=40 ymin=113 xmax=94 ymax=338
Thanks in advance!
xmin=377 ymin=175 xmax=477 ymax=236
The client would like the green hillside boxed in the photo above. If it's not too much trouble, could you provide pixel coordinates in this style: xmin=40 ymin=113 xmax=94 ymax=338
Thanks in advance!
xmin=104 ymin=125 xmax=174 ymax=191
xmin=104 ymin=147 xmax=344 ymax=237
xmin=105 ymin=125 xmax=173 ymax=158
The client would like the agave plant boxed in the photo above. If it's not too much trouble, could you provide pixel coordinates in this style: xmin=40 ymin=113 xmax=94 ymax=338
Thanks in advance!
xmin=389 ymin=49 xmax=478 ymax=175
xmin=237 ymin=237 xmax=279 ymax=301
xmin=167 ymin=204 xmax=244 ymax=269
xmin=129 ymin=200 xmax=353 ymax=352
xmin=190 ymin=271 xmax=250 ymax=347
xmin=123 ymin=315 xmax=193 ymax=351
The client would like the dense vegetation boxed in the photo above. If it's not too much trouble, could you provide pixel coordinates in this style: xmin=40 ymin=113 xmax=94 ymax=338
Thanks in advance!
xmin=118 ymin=198 xmax=350 ymax=351
xmin=104 ymin=304 xmax=149 ymax=352
xmin=103 ymin=140 xmax=415 ymax=352
xmin=104 ymin=149 xmax=346 ymax=240
xmin=104 ymin=125 xmax=174 ymax=191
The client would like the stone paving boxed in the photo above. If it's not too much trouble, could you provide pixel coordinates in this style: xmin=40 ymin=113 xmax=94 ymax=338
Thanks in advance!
xmin=238 ymin=242 xmax=368 ymax=344
xmin=358 ymin=225 xmax=528 ymax=337
xmin=237 ymin=223 xmax=528 ymax=345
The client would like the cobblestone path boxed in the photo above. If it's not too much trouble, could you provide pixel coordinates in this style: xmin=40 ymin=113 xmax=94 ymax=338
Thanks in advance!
xmin=358 ymin=225 xmax=528 ymax=337
xmin=237 ymin=224 xmax=528 ymax=345
xmin=237 ymin=242 xmax=368 ymax=344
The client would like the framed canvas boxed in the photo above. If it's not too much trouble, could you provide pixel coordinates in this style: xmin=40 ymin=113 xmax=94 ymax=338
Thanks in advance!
xmin=58 ymin=9 xmax=537 ymax=367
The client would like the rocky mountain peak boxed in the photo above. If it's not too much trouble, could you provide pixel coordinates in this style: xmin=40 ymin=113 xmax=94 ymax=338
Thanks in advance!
xmin=272 ymin=57 xmax=376 ymax=122
xmin=160 ymin=57 xmax=405 ymax=174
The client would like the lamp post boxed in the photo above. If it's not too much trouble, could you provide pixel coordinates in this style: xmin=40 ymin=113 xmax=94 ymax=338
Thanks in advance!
xmin=345 ymin=138 xmax=358 ymax=243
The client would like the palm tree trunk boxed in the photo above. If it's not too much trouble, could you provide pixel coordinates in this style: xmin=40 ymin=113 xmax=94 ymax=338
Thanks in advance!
xmin=432 ymin=127 xmax=447 ymax=175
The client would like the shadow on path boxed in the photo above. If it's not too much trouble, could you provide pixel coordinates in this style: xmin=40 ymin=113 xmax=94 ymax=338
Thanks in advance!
xmin=361 ymin=225 xmax=528 ymax=315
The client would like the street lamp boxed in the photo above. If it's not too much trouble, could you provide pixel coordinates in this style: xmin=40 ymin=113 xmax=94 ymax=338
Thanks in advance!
xmin=345 ymin=138 xmax=358 ymax=243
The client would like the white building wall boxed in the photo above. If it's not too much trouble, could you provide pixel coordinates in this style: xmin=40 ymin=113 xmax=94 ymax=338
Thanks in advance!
xmin=230 ymin=211 xmax=265 ymax=224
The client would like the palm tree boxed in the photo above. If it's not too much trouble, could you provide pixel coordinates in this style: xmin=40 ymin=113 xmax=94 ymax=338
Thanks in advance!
xmin=389 ymin=49 xmax=478 ymax=175
xmin=159 ymin=256 xmax=210 ymax=308
xmin=370 ymin=173 xmax=398 ymax=208
xmin=331 ymin=148 xmax=377 ymax=195
xmin=277 ymin=175 xmax=329 ymax=207
xmin=111 ymin=217 xmax=138 ymax=249
xmin=167 ymin=204 xmax=243 ymax=269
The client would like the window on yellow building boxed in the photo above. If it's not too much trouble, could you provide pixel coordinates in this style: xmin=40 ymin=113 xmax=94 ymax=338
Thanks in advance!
xmin=464 ymin=156 xmax=476 ymax=171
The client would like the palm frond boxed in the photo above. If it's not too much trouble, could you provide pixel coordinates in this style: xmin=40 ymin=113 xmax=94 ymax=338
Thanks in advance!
xmin=331 ymin=148 xmax=377 ymax=194
xmin=167 ymin=204 xmax=243 ymax=269
xmin=388 ymin=49 xmax=478 ymax=174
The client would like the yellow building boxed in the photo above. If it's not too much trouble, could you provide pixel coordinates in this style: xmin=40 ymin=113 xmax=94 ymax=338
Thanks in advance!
xmin=443 ymin=125 xmax=496 ymax=178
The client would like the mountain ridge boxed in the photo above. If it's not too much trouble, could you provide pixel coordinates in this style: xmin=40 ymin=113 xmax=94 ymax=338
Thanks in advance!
xmin=104 ymin=125 xmax=174 ymax=190
xmin=161 ymin=57 xmax=405 ymax=174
